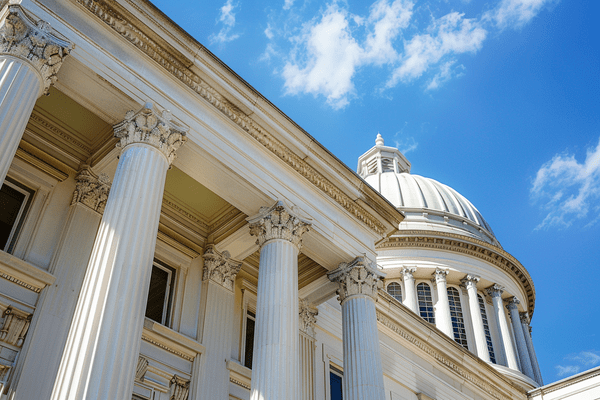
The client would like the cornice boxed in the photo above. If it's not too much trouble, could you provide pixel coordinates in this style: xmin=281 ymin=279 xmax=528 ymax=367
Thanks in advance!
xmin=73 ymin=0 xmax=390 ymax=236
xmin=528 ymin=367 xmax=600 ymax=396
xmin=378 ymin=231 xmax=535 ymax=316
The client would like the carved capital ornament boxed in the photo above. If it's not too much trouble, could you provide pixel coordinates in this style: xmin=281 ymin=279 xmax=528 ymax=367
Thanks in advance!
xmin=433 ymin=268 xmax=449 ymax=284
xmin=299 ymin=299 xmax=318 ymax=337
xmin=113 ymin=103 xmax=188 ymax=165
xmin=0 ymin=4 xmax=73 ymax=94
xmin=71 ymin=166 xmax=111 ymax=213
xmin=328 ymin=256 xmax=385 ymax=303
xmin=202 ymin=245 xmax=241 ymax=292
xmin=247 ymin=201 xmax=311 ymax=250
xmin=486 ymin=284 xmax=504 ymax=299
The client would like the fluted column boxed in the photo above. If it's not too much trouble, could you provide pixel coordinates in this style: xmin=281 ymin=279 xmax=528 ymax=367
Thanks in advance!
xmin=51 ymin=104 xmax=187 ymax=400
xmin=462 ymin=275 xmax=490 ymax=362
xmin=432 ymin=268 xmax=453 ymax=338
xmin=400 ymin=267 xmax=418 ymax=313
xmin=13 ymin=168 xmax=109 ymax=400
xmin=507 ymin=298 xmax=535 ymax=379
xmin=247 ymin=201 xmax=311 ymax=400
xmin=196 ymin=245 xmax=242 ymax=399
xmin=299 ymin=299 xmax=318 ymax=400
xmin=0 ymin=4 xmax=72 ymax=185
xmin=487 ymin=285 xmax=519 ymax=370
xmin=520 ymin=312 xmax=543 ymax=385
xmin=328 ymin=256 xmax=386 ymax=400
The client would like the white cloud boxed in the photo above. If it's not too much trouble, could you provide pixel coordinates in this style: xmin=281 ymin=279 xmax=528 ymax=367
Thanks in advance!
xmin=283 ymin=0 xmax=294 ymax=10
xmin=387 ymin=12 xmax=486 ymax=87
xmin=364 ymin=0 xmax=413 ymax=64
xmin=556 ymin=351 xmax=600 ymax=378
xmin=426 ymin=59 xmax=465 ymax=90
xmin=486 ymin=0 xmax=554 ymax=30
xmin=209 ymin=0 xmax=241 ymax=44
xmin=531 ymin=137 xmax=600 ymax=229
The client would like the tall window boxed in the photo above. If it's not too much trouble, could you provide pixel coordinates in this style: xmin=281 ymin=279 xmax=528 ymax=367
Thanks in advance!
xmin=144 ymin=260 xmax=176 ymax=326
xmin=447 ymin=287 xmax=468 ymax=349
xmin=417 ymin=283 xmax=435 ymax=324
xmin=478 ymin=295 xmax=496 ymax=363
xmin=244 ymin=310 xmax=256 ymax=369
xmin=387 ymin=282 xmax=402 ymax=303
xmin=329 ymin=365 xmax=343 ymax=400
xmin=0 ymin=179 xmax=34 ymax=253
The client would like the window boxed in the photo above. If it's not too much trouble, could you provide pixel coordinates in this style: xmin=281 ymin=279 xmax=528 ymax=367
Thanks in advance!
xmin=144 ymin=260 xmax=176 ymax=326
xmin=447 ymin=287 xmax=468 ymax=349
xmin=387 ymin=282 xmax=402 ymax=303
xmin=0 ymin=179 xmax=34 ymax=253
xmin=417 ymin=283 xmax=435 ymax=324
xmin=329 ymin=365 xmax=343 ymax=400
xmin=478 ymin=294 xmax=496 ymax=363
xmin=243 ymin=310 xmax=256 ymax=369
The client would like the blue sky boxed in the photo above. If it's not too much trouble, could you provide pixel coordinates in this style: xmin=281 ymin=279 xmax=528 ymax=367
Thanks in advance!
xmin=152 ymin=0 xmax=599 ymax=384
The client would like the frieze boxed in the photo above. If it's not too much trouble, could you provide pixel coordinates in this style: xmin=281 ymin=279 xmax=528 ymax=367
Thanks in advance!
xmin=73 ymin=0 xmax=389 ymax=236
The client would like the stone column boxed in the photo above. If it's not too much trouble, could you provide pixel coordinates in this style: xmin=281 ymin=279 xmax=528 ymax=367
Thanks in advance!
xmin=51 ymin=104 xmax=187 ymax=400
xmin=486 ymin=285 xmax=519 ymax=370
xmin=196 ymin=245 xmax=242 ymax=399
xmin=247 ymin=201 xmax=311 ymax=400
xmin=400 ymin=266 xmax=418 ymax=313
xmin=461 ymin=275 xmax=490 ymax=362
xmin=13 ymin=168 xmax=109 ymax=400
xmin=520 ymin=313 xmax=543 ymax=385
xmin=507 ymin=297 xmax=535 ymax=379
xmin=0 ymin=4 xmax=72 ymax=185
xmin=432 ymin=268 xmax=453 ymax=338
xmin=299 ymin=299 xmax=318 ymax=400
xmin=328 ymin=256 xmax=386 ymax=400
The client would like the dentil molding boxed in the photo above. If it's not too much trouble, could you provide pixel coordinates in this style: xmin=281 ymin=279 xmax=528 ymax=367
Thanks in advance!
xmin=328 ymin=256 xmax=385 ymax=303
xmin=71 ymin=166 xmax=111 ymax=213
xmin=0 ymin=4 xmax=72 ymax=93
xmin=247 ymin=201 xmax=311 ymax=250
xmin=202 ymin=245 xmax=241 ymax=292
xmin=113 ymin=103 xmax=188 ymax=165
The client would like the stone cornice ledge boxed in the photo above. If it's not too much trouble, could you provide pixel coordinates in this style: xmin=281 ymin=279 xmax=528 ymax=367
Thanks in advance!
xmin=376 ymin=291 xmax=525 ymax=400
xmin=378 ymin=230 xmax=536 ymax=316
xmin=142 ymin=318 xmax=205 ymax=362
xmin=527 ymin=366 xmax=600 ymax=397
xmin=70 ymin=0 xmax=401 ymax=237
xmin=226 ymin=360 xmax=252 ymax=390
xmin=0 ymin=251 xmax=55 ymax=293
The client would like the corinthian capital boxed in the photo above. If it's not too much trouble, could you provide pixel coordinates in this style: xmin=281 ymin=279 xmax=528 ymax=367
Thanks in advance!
xmin=247 ymin=201 xmax=311 ymax=250
xmin=0 ymin=4 xmax=73 ymax=94
xmin=113 ymin=103 xmax=188 ymax=165
xmin=461 ymin=274 xmax=480 ymax=289
xmin=299 ymin=299 xmax=318 ymax=337
xmin=202 ymin=245 xmax=242 ymax=292
xmin=486 ymin=284 xmax=504 ymax=299
xmin=506 ymin=296 xmax=520 ymax=311
xmin=432 ymin=268 xmax=448 ymax=284
xmin=71 ymin=166 xmax=111 ymax=213
xmin=328 ymin=256 xmax=385 ymax=303
xmin=400 ymin=266 xmax=416 ymax=280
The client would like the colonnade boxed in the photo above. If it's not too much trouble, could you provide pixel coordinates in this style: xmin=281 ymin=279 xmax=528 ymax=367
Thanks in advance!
xmin=0 ymin=3 xmax=389 ymax=399
xmin=397 ymin=268 xmax=542 ymax=385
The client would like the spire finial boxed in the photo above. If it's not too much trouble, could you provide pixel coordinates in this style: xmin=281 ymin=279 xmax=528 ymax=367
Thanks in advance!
xmin=375 ymin=133 xmax=384 ymax=147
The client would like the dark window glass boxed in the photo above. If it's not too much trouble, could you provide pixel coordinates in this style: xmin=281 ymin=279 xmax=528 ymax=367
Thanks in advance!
xmin=478 ymin=294 xmax=496 ymax=363
xmin=417 ymin=283 xmax=435 ymax=324
xmin=387 ymin=282 xmax=402 ymax=303
xmin=0 ymin=179 xmax=34 ymax=252
xmin=330 ymin=366 xmax=343 ymax=400
xmin=144 ymin=262 xmax=175 ymax=325
xmin=447 ymin=287 xmax=469 ymax=349
xmin=244 ymin=311 xmax=255 ymax=369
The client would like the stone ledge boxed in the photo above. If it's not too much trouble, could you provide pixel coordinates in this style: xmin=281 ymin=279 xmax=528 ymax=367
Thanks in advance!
xmin=0 ymin=251 xmax=55 ymax=293
xmin=142 ymin=318 xmax=204 ymax=361
xmin=227 ymin=360 xmax=252 ymax=390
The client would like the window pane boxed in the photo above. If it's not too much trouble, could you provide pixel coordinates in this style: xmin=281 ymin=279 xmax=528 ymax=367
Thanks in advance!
xmin=244 ymin=316 xmax=255 ymax=369
xmin=145 ymin=265 xmax=170 ymax=323
xmin=330 ymin=368 xmax=343 ymax=400
xmin=387 ymin=282 xmax=402 ymax=303
xmin=447 ymin=287 xmax=469 ymax=349
xmin=417 ymin=283 xmax=435 ymax=324
xmin=0 ymin=183 xmax=27 ymax=250
xmin=478 ymin=295 xmax=496 ymax=363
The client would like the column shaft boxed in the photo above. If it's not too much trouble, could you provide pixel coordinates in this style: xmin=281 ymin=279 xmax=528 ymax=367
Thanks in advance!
xmin=521 ymin=316 xmax=543 ymax=385
xmin=250 ymin=239 xmax=299 ymax=400
xmin=401 ymin=268 xmax=418 ymax=313
xmin=488 ymin=286 xmax=519 ymax=369
xmin=507 ymin=300 xmax=535 ymax=379
xmin=51 ymin=145 xmax=169 ymax=400
xmin=433 ymin=270 xmax=453 ymax=338
xmin=463 ymin=276 xmax=490 ymax=362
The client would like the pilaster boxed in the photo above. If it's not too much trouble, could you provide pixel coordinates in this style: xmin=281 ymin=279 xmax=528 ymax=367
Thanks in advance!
xmin=299 ymin=299 xmax=317 ymax=400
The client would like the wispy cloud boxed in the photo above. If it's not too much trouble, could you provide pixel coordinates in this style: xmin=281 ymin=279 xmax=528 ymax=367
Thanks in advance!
xmin=556 ymin=351 xmax=600 ymax=378
xmin=283 ymin=0 xmax=295 ymax=10
xmin=531 ymin=137 xmax=600 ymax=229
xmin=485 ymin=0 xmax=555 ymax=30
xmin=426 ymin=60 xmax=465 ymax=91
xmin=209 ymin=0 xmax=241 ymax=44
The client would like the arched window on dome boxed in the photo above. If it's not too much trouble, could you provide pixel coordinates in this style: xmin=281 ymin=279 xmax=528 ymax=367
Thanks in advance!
xmin=447 ymin=287 xmax=468 ymax=349
xmin=478 ymin=294 xmax=496 ymax=363
xmin=417 ymin=283 xmax=435 ymax=324
xmin=387 ymin=282 xmax=402 ymax=303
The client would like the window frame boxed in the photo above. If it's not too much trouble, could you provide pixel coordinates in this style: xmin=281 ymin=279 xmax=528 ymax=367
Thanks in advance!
xmin=478 ymin=293 xmax=496 ymax=363
xmin=447 ymin=286 xmax=469 ymax=349
xmin=329 ymin=364 xmax=344 ymax=400
xmin=144 ymin=259 xmax=177 ymax=327
xmin=416 ymin=282 xmax=435 ymax=324
xmin=0 ymin=177 xmax=35 ymax=253
xmin=386 ymin=281 xmax=403 ymax=303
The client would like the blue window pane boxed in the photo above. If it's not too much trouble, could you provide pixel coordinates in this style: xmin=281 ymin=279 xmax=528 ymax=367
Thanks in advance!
xmin=330 ymin=371 xmax=343 ymax=400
